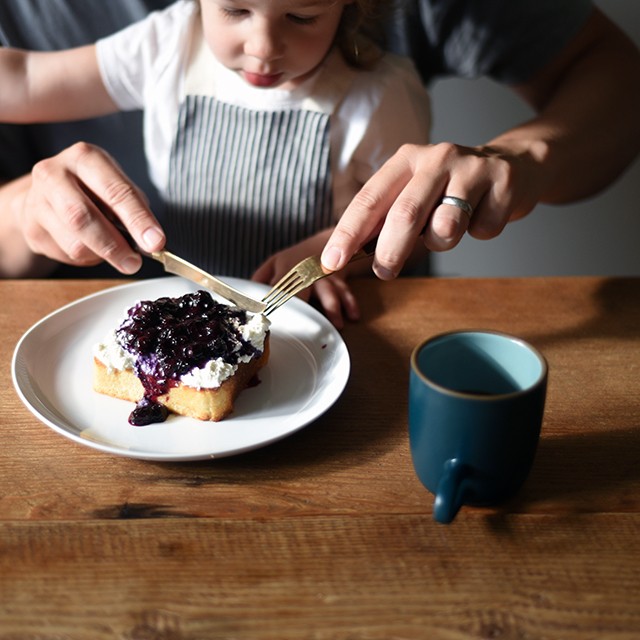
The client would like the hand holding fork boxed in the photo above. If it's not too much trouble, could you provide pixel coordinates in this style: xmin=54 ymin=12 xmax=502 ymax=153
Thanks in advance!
xmin=260 ymin=237 xmax=377 ymax=316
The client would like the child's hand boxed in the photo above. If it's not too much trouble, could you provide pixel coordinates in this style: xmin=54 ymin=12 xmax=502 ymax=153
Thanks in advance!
xmin=252 ymin=232 xmax=360 ymax=329
xmin=308 ymin=274 xmax=360 ymax=329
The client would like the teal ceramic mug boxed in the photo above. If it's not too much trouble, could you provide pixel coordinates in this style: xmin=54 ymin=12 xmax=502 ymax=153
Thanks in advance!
xmin=409 ymin=331 xmax=548 ymax=524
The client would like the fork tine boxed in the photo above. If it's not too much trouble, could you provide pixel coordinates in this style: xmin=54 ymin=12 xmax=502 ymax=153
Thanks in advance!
xmin=261 ymin=272 xmax=302 ymax=305
xmin=263 ymin=283 xmax=307 ymax=316
xmin=264 ymin=280 xmax=301 ymax=307
xmin=262 ymin=277 xmax=305 ymax=313
xmin=261 ymin=254 xmax=330 ymax=315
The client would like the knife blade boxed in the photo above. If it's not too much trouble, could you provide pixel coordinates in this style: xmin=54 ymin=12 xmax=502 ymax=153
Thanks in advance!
xmin=149 ymin=250 xmax=266 ymax=314
xmin=108 ymin=216 xmax=265 ymax=313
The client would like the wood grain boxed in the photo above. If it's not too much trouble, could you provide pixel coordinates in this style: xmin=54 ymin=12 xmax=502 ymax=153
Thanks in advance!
xmin=2 ymin=277 xmax=639 ymax=638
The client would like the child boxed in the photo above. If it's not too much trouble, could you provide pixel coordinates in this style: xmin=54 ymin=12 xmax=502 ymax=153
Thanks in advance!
xmin=0 ymin=0 xmax=430 ymax=322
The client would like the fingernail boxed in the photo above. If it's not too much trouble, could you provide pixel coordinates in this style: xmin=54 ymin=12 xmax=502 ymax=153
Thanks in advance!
xmin=374 ymin=264 xmax=396 ymax=281
xmin=321 ymin=246 xmax=342 ymax=271
xmin=121 ymin=256 xmax=141 ymax=274
xmin=142 ymin=228 xmax=164 ymax=251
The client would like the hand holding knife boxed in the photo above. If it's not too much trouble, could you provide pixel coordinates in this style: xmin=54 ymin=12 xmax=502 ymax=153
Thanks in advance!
xmin=112 ymin=217 xmax=266 ymax=314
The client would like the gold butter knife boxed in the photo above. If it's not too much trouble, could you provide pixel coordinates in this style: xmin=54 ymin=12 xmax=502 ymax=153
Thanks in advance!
xmin=110 ymin=217 xmax=265 ymax=312
xmin=105 ymin=214 xmax=267 ymax=313
xmin=148 ymin=250 xmax=266 ymax=314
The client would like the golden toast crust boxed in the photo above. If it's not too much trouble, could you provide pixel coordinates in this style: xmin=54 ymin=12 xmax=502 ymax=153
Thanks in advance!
xmin=93 ymin=337 xmax=269 ymax=421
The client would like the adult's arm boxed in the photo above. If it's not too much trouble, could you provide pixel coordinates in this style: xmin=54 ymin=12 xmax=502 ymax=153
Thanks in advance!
xmin=0 ymin=0 xmax=172 ymax=278
xmin=321 ymin=8 xmax=640 ymax=279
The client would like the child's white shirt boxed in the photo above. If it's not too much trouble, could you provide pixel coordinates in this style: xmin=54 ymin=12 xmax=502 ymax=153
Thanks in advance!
xmin=96 ymin=0 xmax=431 ymax=219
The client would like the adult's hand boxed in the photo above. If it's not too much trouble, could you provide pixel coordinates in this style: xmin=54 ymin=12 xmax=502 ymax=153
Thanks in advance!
xmin=252 ymin=228 xmax=361 ymax=329
xmin=9 ymin=141 xmax=165 ymax=274
xmin=321 ymin=9 xmax=640 ymax=280
xmin=321 ymin=140 xmax=543 ymax=280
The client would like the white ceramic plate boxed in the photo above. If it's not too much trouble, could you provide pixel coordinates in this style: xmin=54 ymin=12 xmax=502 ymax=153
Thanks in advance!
xmin=12 ymin=277 xmax=350 ymax=461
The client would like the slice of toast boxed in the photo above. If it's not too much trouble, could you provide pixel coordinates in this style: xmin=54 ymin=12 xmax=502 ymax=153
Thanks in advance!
xmin=93 ymin=337 xmax=269 ymax=421
xmin=93 ymin=289 xmax=270 ymax=424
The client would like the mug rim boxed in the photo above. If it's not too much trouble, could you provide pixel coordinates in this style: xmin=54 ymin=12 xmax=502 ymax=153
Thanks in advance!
xmin=410 ymin=329 xmax=548 ymax=400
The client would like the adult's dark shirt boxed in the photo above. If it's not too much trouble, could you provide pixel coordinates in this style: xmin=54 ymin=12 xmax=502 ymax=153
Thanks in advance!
xmin=0 ymin=0 xmax=592 ymax=277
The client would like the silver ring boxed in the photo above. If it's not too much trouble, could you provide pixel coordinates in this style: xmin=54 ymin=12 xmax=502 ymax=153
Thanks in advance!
xmin=440 ymin=196 xmax=474 ymax=217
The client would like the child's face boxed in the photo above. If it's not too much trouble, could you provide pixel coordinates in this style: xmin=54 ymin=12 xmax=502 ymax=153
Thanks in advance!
xmin=200 ymin=0 xmax=350 ymax=89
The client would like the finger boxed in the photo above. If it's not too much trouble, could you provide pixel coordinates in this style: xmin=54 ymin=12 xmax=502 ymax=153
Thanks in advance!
xmin=423 ymin=190 xmax=477 ymax=252
xmin=337 ymin=281 xmax=361 ymax=323
xmin=69 ymin=142 xmax=165 ymax=251
xmin=74 ymin=146 xmax=165 ymax=251
xmin=372 ymin=170 xmax=448 ymax=278
xmin=466 ymin=181 xmax=513 ymax=240
xmin=466 ymin=202 xmax=507 ymax=241
xmin=22 ymin=217 xmax=102 ymax=268
xmin=314 ymin=278 xmax=360 ymax=329
xmin=313 ymin=280 xmax=345 ymax=329
xmin=321 ymin=148 xmax=416 ymax=272
xmin=32 ymin=157 xmax=143 ymax=273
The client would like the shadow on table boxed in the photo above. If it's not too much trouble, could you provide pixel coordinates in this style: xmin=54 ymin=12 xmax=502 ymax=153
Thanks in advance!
xmin=514 ymin=279 xmax=640 ymax=511
xmin=510 ymin=423 xmax=640 ymax=512
xmin=534 ymin=277 xmax=639 ymax=347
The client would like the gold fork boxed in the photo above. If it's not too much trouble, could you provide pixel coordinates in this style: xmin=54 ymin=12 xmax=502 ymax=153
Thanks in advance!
xmin=261 ymin=237 xmax=377 ymax=316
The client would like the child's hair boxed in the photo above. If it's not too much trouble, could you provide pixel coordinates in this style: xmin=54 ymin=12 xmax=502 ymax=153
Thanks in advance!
xmin=192 ymin=0 xmax=391 ymax=70
xmin=336 ymin=0 xmax=393 ymax=69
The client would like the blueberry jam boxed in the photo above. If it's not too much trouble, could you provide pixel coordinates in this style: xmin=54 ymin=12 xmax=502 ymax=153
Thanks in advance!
xmin=115 ymin=290 xmax=260 ymax=425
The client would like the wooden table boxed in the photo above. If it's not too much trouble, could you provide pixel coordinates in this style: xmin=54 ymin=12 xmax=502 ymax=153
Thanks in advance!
xmin=1 ymin=276 xmax=639 ymax=639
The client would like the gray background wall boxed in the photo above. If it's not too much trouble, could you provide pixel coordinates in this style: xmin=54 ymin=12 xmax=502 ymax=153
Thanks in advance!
xmin=429 ymin=0 xmax=639 ymax=277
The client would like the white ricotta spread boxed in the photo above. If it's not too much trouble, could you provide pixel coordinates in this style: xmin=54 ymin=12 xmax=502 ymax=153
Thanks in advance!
xmin=179 ymin=357 xmax=238 ymax=389
xmin=93 ymin=330 xmax=136 ymax=373
xmin=240 ymin=311 xmax=270 ymax=352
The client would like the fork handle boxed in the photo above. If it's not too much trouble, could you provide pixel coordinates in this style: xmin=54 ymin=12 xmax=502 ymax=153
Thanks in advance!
xmin=345 ymin=237 xmax=377 ymax=264
xmin=347 ymin=222 xmax=428 ymax=265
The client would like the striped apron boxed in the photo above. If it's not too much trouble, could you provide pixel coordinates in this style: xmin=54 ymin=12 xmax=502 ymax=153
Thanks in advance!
xmin=165 ymin=97 xmax=332 ymax=278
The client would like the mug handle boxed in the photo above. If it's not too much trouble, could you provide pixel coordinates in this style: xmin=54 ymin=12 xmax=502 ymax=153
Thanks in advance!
xmin=433 ymin=458 xmax=468 ymax=524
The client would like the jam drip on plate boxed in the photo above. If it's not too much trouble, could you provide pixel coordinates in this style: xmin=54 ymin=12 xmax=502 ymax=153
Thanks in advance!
xmin=115 ymin=290 xmax=260 ymax=425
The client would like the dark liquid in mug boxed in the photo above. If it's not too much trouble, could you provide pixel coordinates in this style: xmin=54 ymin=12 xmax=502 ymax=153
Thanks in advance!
xmin=456 ymin=389 xmax=496 ymax=396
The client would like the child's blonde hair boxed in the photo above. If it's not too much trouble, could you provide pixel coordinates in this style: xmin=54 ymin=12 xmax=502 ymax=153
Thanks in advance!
xmin=336 ymin=0 xmax=391 ymax=68
xmin=193 ymin=0 xmax=390 ymax=70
